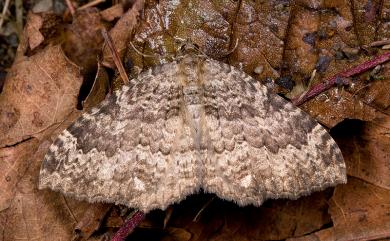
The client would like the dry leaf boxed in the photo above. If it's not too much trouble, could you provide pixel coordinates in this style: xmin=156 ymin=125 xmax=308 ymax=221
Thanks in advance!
xmin=329 ymin=177 xmax=390 ymax=241
xmin=0 ymin=140 xmax=92 ymax=241
xmin=283 ymin=5 xmax=319 ymax=85
xmin=333 ymin=117 xmax=390 ymax=189
xmin=162 ymin=227 xmax=192 ymax=241
xmin=2 ymin=0 xmax=390 ymax=240
xmin=73 ymin=203 xmax=111 ymax=241
xmin=100 ymin=4 xmax=124 ymax=22
xmin=353 ymin=0 xmax=381 ymax=46
xmin=286 ymin=228 xmax=335 ymax=241
xmin=0 ymin=138 xmax=39 ymax=211
xmin=62 ymin=8 xmax=105 ymax=75
xmin=82 ymin=61 xmax=110 ymax=110
xmin=102 ymin=0 xmax=145 ymax=68
xmin=300 ymin=88 xmax=379 ymax=128
xmin=0 ymin=45 xmax=83 ymax=147
xmin=25 ymin=12 xmax=44 ymax=50
xmin=230 ymin=0 xmax=289 ymax=79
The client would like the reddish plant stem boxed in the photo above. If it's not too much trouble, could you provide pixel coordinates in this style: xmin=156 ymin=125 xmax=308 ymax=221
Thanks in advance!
xmin=111 ymin=210 xmax=145 ymax=241
xmin=292 ymin=51 xmax=390 ymax=106
xmin=78 ymin=0 xmax=105 ymax=11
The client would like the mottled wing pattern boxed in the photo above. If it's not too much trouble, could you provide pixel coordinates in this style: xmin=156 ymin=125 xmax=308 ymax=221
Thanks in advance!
xmin=202 ymin=59 xmax=347 ymax=206
xmin=39 ymin=62 xmax=202 ymax=212
xmin=40 ymin=53 xmax=347 ymax=212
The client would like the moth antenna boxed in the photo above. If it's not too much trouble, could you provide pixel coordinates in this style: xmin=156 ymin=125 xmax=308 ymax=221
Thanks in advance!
xmin=222 ymin=38 xmax=239 ymax=57
xmin=129 ymin=41 xmax=159 ymax=58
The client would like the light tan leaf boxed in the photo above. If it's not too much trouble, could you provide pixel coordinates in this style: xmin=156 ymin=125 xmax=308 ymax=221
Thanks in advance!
xmin=102 ymin=0 xmax=145 ymax=69
xmin=25 ymin=12 xmax=44 ymax=50
xmin=0 ymin=45 xmax=83 ymax=147
xmin=100 ymin=4 xmax=124 ymax=22
xmin=329 ymin=177 xmax=390 ymax=241
xmin=0 ymin=138 xmax=39 ymax=211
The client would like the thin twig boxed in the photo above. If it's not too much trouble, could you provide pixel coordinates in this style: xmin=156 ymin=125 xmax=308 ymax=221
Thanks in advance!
xmin=0 ymin=0 xmax=11 ymax=31
xmin=365 ymin=39 xmax=390 ymax=48
xmin=78 ymin=0 xmax=106 ymax=11
xmin=111 ymin=210 xmax=145 ymax=241
xmin=101 ymin=28 xmax=130 ymax=84
xmin=15 ymin=0 xmax=23 ymax=34
xmin=65 ymin=0 xmax=76 ymax=16
xmin=292 ymin=51 xmax=390 ymax=106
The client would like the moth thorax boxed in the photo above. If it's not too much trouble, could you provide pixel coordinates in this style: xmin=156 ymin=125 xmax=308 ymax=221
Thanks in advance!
xmin=183 ymin=85 xmax=203 ymax=105
xmin=179 ymin=55 xmax=202 ymax=85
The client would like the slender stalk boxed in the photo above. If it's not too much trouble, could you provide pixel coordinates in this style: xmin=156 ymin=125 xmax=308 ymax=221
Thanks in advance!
xmin=111 ymin=210 xmax=145 ymax=241
xmin=78 ymin=0 xmax=106 ymax=11
xmin=292 ymin=51 xmax=390 ymax=106
xmin=0 ymin=0 xmax=11 ymax=31
xmin=101 ymin=28 xmax=130 ymax=85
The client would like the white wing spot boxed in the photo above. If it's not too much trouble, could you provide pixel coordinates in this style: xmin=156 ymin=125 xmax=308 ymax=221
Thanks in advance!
xmin=134 ymin=177 xmax=145 ymax=191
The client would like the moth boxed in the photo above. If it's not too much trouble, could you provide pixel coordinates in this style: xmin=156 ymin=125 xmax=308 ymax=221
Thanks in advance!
xmin=39 ymin=46 xmax=346 ymax=212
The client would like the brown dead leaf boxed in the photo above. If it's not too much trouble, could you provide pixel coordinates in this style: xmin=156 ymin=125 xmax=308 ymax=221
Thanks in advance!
xmin=162 ymin=227 xmax=192 ymax=241
xmin=104 ymin=207 xmax=124 ymax=229
xmin=73 ymin=203 xmax=111 ymax=241
xmin=329 ymin=177 xmax=390 ymax=241
xmin=62 ymin=8 xmax=106 ymax=75
xmin=100 ymin=4 xmax=124 ymax=22
xmin=127 ymin=0 xmax=238 ymax=74
xmin=283 ymin=5 xmax=319 ymax=85
xmin=289 ymin=176 xmax=390 ymax=241
xmin=353 ymin=0 xmax=381 ymax=46
xmin=0 ymin=138 xmax=39 ymax=211
xmin=0 ymin=139 xmax=94 ymax=241
xmin=349 ymin=63 xmax=390 ymax=112
xmin=231 ymin=1 xmax=290 ymax=79
xmin=300 ymin=88 xmax=380 ymax=128
xmin=82 ymin=61 xmax=110 ymax=110
xmin=333 ymin=118 xmax=390 ymax=189
xmin=25 ymin=12 xmax=44 ymax=50
xmin=0 ymin=45 xmax=83 ymax=147
xmin=281 ymin=0 xmax=388 ymax=128
xmin=19 ymin=12 xmax=64 ymax=56
xmin=156 ymin=190 xmax=332 ymax=241
xmin=286 ymin=228 xmax=335 ymax=241
xmin=102 ymin=0 xmax=144 ymax=69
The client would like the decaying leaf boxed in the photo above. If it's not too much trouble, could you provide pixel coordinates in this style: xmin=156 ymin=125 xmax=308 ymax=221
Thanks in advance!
xmin=0 ymin=45 xmax=83 ymax=147
xmin=62 ymin=8 xmax=106 ymax=75
xmin=329 ymin=177 xmax=390 ymax=241
xmin=82 ymin=61 xmax=110 ymax=110
xmin=300 ymin=88 xmax=380 ymax=128
xmin=151 ymin=191 xmax=333 ymax=241
xmin=230 ymin=0 xmax=289 ymax=79
xmin=1 ymin=0 xmax=390 ymax=240
xmin=0 ymin=138 xmax=39 ymax=211
xmin=73 ymin=203 xmax=111 ymax=241
xmin=333 ymin=117 xmax=390 ymax=189
xmin=102 ymin=0 xmax=145 ymax=69
xmin=99 ymin=4 xmax=124 ymax=22
xmin=0 ymin=139 xmax=94 ymax=241
xmin=286 ymin=228 xmax=335 ymax=241
xmin=25 ymin=13 xmax=44 ymax=50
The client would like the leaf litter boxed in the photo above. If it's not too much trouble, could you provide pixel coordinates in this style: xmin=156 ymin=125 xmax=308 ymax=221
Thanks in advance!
xmin=0 ymin=0 xmax=389 ymax=240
